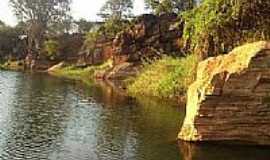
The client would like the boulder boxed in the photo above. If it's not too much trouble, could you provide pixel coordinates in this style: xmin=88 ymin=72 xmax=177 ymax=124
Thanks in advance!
xmin=47 ymin=62 xmax=67 ymax=73
xmin=95 ymin=62 xmax=141 ymax=80
xmin=105 ymin=62 xmax=141 ymax=80
xmin=179 ymin=41 xmax=270 ymax=145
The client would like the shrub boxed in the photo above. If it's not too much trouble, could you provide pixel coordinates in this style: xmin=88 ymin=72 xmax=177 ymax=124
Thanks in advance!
xmin=44 ymin=40 xmax=59 ymax=60
xmin=84 ymin=31 xmax=100 ymax=52
xmin=128 ymin=55 xmax=198 ymax=98
xmin=181 ymin=0 xmax=270 ymax=58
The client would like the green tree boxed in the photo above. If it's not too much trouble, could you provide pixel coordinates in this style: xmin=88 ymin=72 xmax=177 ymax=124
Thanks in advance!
xmin=83 ymin=31 xmax=101 ymax=64
xmin=99 ymin=0 xmax=134 ymax=20
xmin=145 ymin=0 xmax=196 ymax=14
xmin=98 ymin=0 xmax=133 ymax=38
xmin=9 ymin=0 xmax=72 ymax=56
xmin=99 ymin=19 xmax=130 ymax=38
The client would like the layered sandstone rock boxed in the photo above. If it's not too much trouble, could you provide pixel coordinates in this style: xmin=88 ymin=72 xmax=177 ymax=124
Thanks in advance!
xmin=179 ymin=41 xmax=270 ymax=145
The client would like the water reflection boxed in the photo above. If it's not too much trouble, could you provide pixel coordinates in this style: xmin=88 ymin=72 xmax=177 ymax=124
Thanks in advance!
xmin=1 ymin=71 xmax=270 ymax=160
xmin=71 ymin=80 xmax=185 ymax=160
xmin=0 ymin=71 xmax=73 ymax=159
xmin=179 ymin=141 xmax=270 ymax=160
xmin=0 ymin=71 xmax=183 ymax=160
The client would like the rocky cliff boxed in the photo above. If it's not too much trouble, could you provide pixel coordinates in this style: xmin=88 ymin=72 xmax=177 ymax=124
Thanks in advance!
xmin=78 ymin=13 xmax=183 ymax=81
xmin=113 ymin=13 xmax=183 ymax=64
xmin=179 ymin=41 xmax=270 ymax=145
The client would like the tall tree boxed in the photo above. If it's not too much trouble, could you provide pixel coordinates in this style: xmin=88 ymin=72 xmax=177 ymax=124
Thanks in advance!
xmin=99 ymin=0 xmax=134 ymax=20
xmin=97 ymin=0 xmax=134 ymax=38
xmin=145 ymin=0 xmax=196 ymax=14
xmin=9 ymin=0 xmax=72 ymax=56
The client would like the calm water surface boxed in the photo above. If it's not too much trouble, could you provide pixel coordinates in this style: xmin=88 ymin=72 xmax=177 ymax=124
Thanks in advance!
xmin=0 ymin=70 xmax=270 ymax=160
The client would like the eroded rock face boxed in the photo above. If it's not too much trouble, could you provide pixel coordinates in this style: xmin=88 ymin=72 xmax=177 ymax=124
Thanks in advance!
xmin=113 ymin=13 xmax=183 ymax=64
xmin=179 ymin=41 xmax=270 ymax=145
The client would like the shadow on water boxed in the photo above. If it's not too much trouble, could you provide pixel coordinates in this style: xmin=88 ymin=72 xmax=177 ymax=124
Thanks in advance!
xmin=179 ymin=141 xmax=270 ymax=160
xmin=64 ymin=78 xmax=186 ymax=160
xmin=1 ymin=70 xmax=270 ymax=160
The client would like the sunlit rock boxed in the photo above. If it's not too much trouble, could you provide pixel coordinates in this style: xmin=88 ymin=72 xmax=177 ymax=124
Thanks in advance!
xmin=179 ymin=41 xmax=270 ymax=145
xmin=47 ymin=62 xmax=66 ymax=73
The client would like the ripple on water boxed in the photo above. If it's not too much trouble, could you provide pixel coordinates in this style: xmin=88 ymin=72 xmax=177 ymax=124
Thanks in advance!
xmin=2 ymin=71 xmax=269 ymax=160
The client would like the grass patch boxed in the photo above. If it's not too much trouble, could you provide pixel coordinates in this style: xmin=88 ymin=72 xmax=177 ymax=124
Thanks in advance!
xmin=0 ymin=60 xmax=24 ymax=70
xmin=127 ymin=55 xmax=198 ymax=98
xmin=49 ymin=60 xmax=113 ymax=84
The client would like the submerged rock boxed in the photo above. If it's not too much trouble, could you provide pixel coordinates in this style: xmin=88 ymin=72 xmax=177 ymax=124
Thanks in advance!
xmin=179 ymin=41 xmax=270 ymax=145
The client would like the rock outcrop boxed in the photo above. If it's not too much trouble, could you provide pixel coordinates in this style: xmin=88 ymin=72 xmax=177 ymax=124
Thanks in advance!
xmin=179 ymin=41 xmax=270 ymax=145
xmin=113 ymin=13 xmax=183 ymax=64
xmin=47 ymin=62 xmax=67 ymax=73
xmin=95 ymin=62 xmax=141 ymax=80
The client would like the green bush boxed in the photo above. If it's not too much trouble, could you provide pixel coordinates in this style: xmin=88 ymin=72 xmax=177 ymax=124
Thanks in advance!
xmin=181 ymin=0 xmax=270 ymax=58
xmin=128 ymin=55 xmax=198 ymax=98
xmin=44 ymin=40 xmax=59 ymax=60
xmin=83 ymin=30 xmax=100 ymax=53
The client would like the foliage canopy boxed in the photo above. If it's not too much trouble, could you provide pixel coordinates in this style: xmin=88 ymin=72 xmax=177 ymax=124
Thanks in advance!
xmin=99 ymin=0 xmax=134 ymax=20
xmin=181 ymin=0 xmax=270 ymax=58
xmin=9 ymin=0 xmax=72 ymax=55
xmin=145 ymin=0 xmax=196 ymax=14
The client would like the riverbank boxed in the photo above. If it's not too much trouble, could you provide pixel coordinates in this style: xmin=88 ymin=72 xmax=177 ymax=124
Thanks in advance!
xmin=47 ymin=60 xmax=113 ymax=84
xmin=127 ymin=55 xmax=198 ymax=99
xmin=44 ymin=55 xmax=198 ymax=102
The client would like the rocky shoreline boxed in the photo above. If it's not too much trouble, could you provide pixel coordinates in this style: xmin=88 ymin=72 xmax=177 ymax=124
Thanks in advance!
xmin=179 ymin=41 xmax=270 ymax=145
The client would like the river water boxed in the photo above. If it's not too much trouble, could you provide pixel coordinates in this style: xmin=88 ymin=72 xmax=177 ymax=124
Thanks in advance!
xmin=0 ymin=70 xmax=270 ymax=160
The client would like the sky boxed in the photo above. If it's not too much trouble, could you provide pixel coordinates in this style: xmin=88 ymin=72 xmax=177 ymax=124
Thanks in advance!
xmin=0 ymin=0 xmax=147 ymax=26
